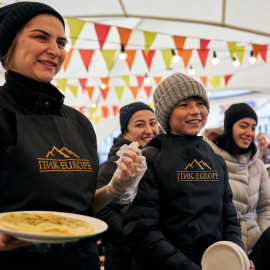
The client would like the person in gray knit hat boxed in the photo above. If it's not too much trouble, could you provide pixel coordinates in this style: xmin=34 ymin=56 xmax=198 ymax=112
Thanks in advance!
xmin=122 ymin=73 xmax=246 ymax=269
xmin=0 ymin=2 xmax=146 ymax=269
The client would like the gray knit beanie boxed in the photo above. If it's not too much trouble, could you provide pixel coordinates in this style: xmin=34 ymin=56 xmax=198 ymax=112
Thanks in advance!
xmin=153 ymin=72 xmax=209 ymax=133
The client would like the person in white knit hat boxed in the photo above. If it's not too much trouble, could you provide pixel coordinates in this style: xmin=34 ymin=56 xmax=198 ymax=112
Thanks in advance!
xmin=122 ymin=73 xmax=255 ymax=270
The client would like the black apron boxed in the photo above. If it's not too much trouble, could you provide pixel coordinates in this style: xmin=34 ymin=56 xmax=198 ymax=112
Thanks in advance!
xmin=0 ymin=89 xmax=100 ymax=269
xmin=157 ymin=135 xmax=225 ymax=265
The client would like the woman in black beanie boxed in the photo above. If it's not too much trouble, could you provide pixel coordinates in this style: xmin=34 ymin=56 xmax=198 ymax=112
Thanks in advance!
xmin=0 ymin=2 xmax=146 ymax=270
xmin=204 ymin=102 xmax=270 ymax=270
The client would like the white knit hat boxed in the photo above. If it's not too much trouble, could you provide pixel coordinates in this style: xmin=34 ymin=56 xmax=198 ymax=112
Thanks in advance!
xmin=153 ymin=72 xmax=209 ymax=133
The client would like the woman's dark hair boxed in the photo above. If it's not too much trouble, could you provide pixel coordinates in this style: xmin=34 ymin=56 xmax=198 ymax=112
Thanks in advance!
xmin=214 ymin=128 xmax=257 ymax=159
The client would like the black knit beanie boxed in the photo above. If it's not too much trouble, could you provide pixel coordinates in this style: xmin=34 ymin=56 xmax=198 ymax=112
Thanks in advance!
xmin=120 ymin=102 xmax=154 ymax=133
xmin=224 ymin=103 xmax=258 ymax=130
xmin=0 ymin=1 xmax=65 ymax=61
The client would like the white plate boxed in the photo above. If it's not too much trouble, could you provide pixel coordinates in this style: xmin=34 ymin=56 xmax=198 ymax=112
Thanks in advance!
xmin=201 ymin=241 xmax=248 ymax=270
xmin=0 ymin=211 xmax=108 ymax=244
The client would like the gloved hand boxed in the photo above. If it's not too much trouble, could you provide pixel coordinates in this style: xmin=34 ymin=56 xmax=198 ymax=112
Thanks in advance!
xmin=107 ymin=142 xmax=147 ymax=203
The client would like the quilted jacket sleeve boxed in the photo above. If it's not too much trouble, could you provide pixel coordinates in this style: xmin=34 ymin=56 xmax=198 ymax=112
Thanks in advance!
xmin=122 ymin=146 xmax=201 ymax=270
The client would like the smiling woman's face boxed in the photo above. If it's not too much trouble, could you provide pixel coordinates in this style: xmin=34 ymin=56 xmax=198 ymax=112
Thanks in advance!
xmin=8 ymin=14 xmax=66 ymax=83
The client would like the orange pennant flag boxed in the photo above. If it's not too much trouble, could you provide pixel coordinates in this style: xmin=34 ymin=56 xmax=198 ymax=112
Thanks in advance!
xmin=154 ymin=76 xmax=162 ymax=85
xmin=136 ymin=76 xmax=145 ymax=88
xmin=100 ymin=86 xmax=109 ymax=100
xmin=79 ymin=49 xmax=94 ymax=71
xmin=79 ymin=78 xmax=87 ymax=91
xmin=224 ymin=74 xmax=233 ymax=86
xmin=173 ymin=36 xmax=186 ymax=49
xmin=197 ymin=49 xmax=209 ymax=68
xmin=144 ymin=86 xmax=153 ymax=98
xmin=63 ymin=48 xmax=73 ymax=71
xmin=117 ymin=27 xmax=132 ymax=46
xmin=251 ymin=44 xmax=261 ymax=58
xmin=114 ymin=87 xmax=125 ymax=101
xmin=94 ymin=23 xmax=111 ymax=50
xmin=130 ymin=86 xmax=139 ymax=99
xmin=85 ymin=86 xmax=94 ymax=99
xmin=125 ymin=50 xmax=136 ymax=70
xmin=112 ymin=105 xmax=120 ymax=117
xmin=101 ymin=106 xmax=109 ymax=118
xmin=100 ymin=77 xmax=110 ymax=87
xmin=142 ymin=50 xmax=156 ymax=71
xmin=180 ymin=49 xmax=193 ymax=68
xmin=101 ymin=50 xmax=117 ymax=71
xmin=200 ymin=76 xmax=207 ymax=88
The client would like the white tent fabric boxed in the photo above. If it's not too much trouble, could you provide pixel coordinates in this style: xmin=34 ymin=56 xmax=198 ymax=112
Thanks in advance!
xmin=1 ymin=0 xmax=270 ymax=145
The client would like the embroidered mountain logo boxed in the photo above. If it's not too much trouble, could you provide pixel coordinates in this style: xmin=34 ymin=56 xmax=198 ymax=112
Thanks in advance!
xmin=176 ymin=158 xmax=219 ymax=182
xmin=37 ymin=146 xmax=93 ymax=172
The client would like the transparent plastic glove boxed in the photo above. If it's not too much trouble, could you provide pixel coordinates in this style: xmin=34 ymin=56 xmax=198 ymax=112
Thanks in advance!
xmin=107 ymin=142 xmax=147 ymax=204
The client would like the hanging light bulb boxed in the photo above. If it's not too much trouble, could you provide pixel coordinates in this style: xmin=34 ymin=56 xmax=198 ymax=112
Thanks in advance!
xmin=119 ymin=44 xmax=127 ymax=60
xmin=65 ymin=43 xmax=71 ymax=52
xmin=232 ymin=56 xmax=240 ymax=67
xmin=188 ymin=65 xmax=196 ymax=76
xmin=144 ymin=73 xmax=151 ymax=84
xmin=249 ymin=51 xmax=256 ymax=64
xmin=172 ymin=49 xmax=180 ymax=63
xmin=100 ymin=83 xmax=106 ymax=89
xmin=211 ymin=51 xmax=220 ymax=65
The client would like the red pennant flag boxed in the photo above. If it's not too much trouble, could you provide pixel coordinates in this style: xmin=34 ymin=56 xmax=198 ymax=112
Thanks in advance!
xmin=112 ymin=105 xmax=119 ymax=117
xmin=142 ymin=50 xmax=156 ymax=70
xmin=136 ymin=75 xmax=145 ymax=88
xmin=79 ymin=78 xmax=87 ymax=91
xmin=197 ymin=49 xmax=209 ymax=68
xmin=224 ymin=74 xmax=233 ymax=86
xmin=200 ymin=39 xmax=210 ymax=49
xmin=144 ymin=86 xmax=152 ymax=98
xmin=100 ymin=87 xmax=109 ymax=100
xmin=101 ymin=106 xmax=109 ymax=118
xmin=260 ymin=45 xmax=268 ymax=62
xmin=79 ymin=49 xmax=94 ymax=71
xmin=117 ymin=27 xmax=132 ymax=46
xmin=94 ymin=23 xmax=111 ymax=50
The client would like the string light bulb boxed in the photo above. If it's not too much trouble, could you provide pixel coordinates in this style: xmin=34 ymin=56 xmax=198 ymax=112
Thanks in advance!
xmin=100 ymin=83 xmax=106 ymax=89
xmin=119 ymin=44 xmax=127 ymax=60
xmin=188 ymin=65 xmax=196 ymax=76
xmin=232 ymin=56 xmax=240 ymax=67
xmin=211 ymin=51 xmax=220 ymax=65
xmin=65 ymin=43 xmax=71 ymax=52
xmin=249 ymin=51 xmax=256 ymax=64
xmin=172 ymin=49 xmax=180 ymax=63
xmin=144 ymin=73 xmax=151 ymax=84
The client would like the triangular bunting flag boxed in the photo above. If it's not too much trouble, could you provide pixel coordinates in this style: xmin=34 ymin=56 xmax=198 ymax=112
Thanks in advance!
xmin=93 ymin=116 xmax=102 ymax=124
xmin=117 ymin=27 xmax=132 ymax=46
xmin=142 ymin=50 xmax=156 ymax=70
xmin=100 ymin=77 xmax=110 ymax=88
xmin=180 ymin=49 xmax=192 ymax=68
xmin=55 ymin=78 xmax=67 ymax=93
xmin=200 ymin=39 xmax=210 ymax=49
xmin=200 ymin=76 xmax=207 ymax=88
xmin=112 ymin=105 xmax=120 ymax=116
xmin=101 ymin=106 xmax=109 ymax=118
xmin=114 ymin=87 xmax=125 ymax=101
xmin=209 ymin=75 xmax=221 ymax=90
xmin=94 ymin=23 xmax=111 ymax=50
xmin=197 ymin=48 xmax=209 ymax=68
xmin=100 ymin=86 xmax=109 ymax=100
xmin=67 ymin=84 xmax=79 ymax=97
xmin=121 ymin=75 xmax=130 ymax=88
xmin=143 ymin=31 xmax=157 ymax=55
xmin=85 ymin=86 xmax=95 ymax=99
xmin=227 ymin=42 xmax=245 ymax=64
xmin=154 ymin=76 xmax=162 ymax=85
xmin=89 ymin=105 xmax=98 ymax=117
xmin=136 ymin=75 xmax=145 ymax=88
xmin=63 ymin=48 xmax=73 ymax=71
xmin=79 ymin=49 xmax=94 ymax=71
xmin=125 ymin=50 xmax=136 ymax=70
xmin=161 ymin=49 xmax=173 ymax=70
xmin=101 ymin=50 xmax=117 ymax=71
xmin=173 ymin=36 xmax=186 ymax=49
xmin=130 ymin=86 xmax=139 ymax=99
xmin=67 ymin=18 xmax=85 ymax=47
xmin=252 ymin=44 xmax=261 ymax=59
xmin=260 ymin=45 xmax=268 ymax=62
xmin=224 ymin=74 xmax=233 ymax=86
xmin=144 ymin=86 xmax=152 ymax=98
xmin=79 ymin=78 xmax=87 ymax=91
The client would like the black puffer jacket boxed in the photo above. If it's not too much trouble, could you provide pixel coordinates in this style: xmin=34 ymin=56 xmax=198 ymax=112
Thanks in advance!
xmin=96 ymin=135 xmax=136 ymax=270
xmin=122 ymin=133 xmax=244 ymax=270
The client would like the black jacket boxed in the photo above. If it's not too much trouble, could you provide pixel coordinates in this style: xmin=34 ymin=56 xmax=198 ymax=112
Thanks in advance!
xmin=122 ymin=133 xmax=244 ymax=270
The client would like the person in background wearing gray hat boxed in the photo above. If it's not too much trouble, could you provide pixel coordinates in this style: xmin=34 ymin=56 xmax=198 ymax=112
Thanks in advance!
xmin=121 ymin=72 xmax=252 ymax=270
xmin=0 ymin=2 xmax=146 ymax=269
xmin=96 ymin=101 xmax=159 ymax=270
xmin=204 ymin=103 xmax=270 ymax=270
